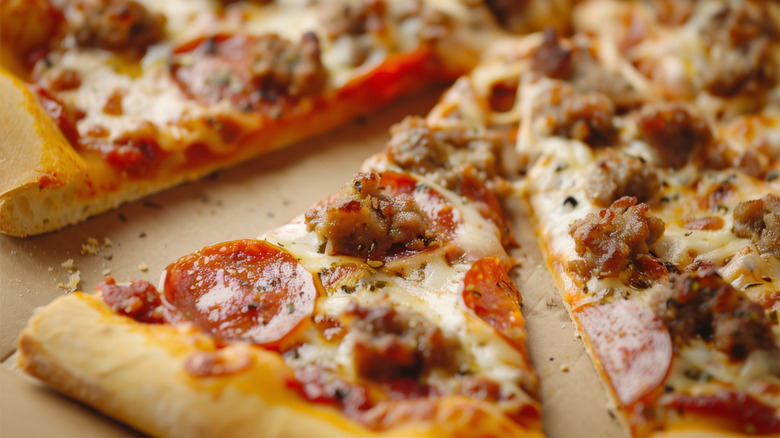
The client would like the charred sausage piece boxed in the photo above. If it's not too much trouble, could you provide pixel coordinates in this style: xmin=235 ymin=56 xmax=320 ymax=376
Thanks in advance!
xmin=655 ymin=269 xmax=779 ymax=363
xmin=732 ymin=194 xmax=780 ymax=257
xmin=568 ymin=196 xmax=665 ymax=278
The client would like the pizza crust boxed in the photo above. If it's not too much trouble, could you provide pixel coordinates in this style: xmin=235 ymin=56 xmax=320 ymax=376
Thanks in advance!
xmin=17 ymin=292 xmax=543 ymax=437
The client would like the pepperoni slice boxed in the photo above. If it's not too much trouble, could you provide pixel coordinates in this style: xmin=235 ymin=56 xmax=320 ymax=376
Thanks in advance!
xmin=462 ymin=257 xmax=527 ymax=351
xmin=161 ymin=239 xmax=319 ymax=348
xmin=575 ymin=300 xmax=672 ymax=406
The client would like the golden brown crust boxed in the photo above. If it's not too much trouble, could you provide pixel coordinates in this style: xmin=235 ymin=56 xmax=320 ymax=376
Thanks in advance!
xmin=17 ymin=292 xmax=544 ymax=438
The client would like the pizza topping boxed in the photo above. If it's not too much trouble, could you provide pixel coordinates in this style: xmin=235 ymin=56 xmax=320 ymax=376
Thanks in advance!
xmin=462 ymin=257 xmax=527 ymax=352
xmin=345 ymin=301 xmax=461 ymax=381
xmin=700 ymin=1 xmax=780 ymax=97
xmin=575 ymin=300 xmax=672 ymax=406
xmin=103 ymin=126 xmax=165 ymax=177
xmin=531 ymin=28 xmax=571 ymax=80
xmin=585 ymin=152 xmax=662 ymax=207
xmin=654 ymin=270 xmax=779 ymax=362
xmin=0 ymin=0 xmax=63 ymax=57
xmin=161 ymin=239 xmax=319 ymax=348
xmin=323 ymin=0 xmax=387 ymax=51
xmin=385 ymin=116 xmax=505 ymax=186
xmin=305 ymin=172 xmax=458 ymax=259
xmin=46 ymin=68 xmax=81 ymax=92
xmin=33 ymin=87 xmax=83 ymax=148
xmin=74 ymin=0 xmax=166 ymax=53
xmin=172 ymin=32 xmax=327 ymax=111
xmin=569 ymin=197 xmax=665 ymax=279
xmin=535 ymin=82 xmax=617 ymax=147
xmin=665 ymin=391 xmax=780 ymax=435
xmin=732 ymin=194 xmax=780 ymax=257
xmin=96 ymin=277 xmax=163 ymax=324
xmin=637 ymin=102 xmax=713 ymax=169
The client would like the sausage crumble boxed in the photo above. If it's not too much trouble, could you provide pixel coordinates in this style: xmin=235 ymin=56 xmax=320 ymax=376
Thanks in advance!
xmin=345 ymin=301 xmax=461 ymax=381
xmin=732 ymin=193 xmax=780 ymax=257
xmin=568 ymin=197 xmax=665 ymax=279
xmin=305 ymin=172 xmax=435 ymax=258
xmin=655 ymin=269 xmax=779 ymax=363
xmin=637 ymin=102 xmax=713 ymax=168
xmin=75 ymin=0 xmax=166 ymax=53
xmin=585 ymin=151 xmax=662 ymax=207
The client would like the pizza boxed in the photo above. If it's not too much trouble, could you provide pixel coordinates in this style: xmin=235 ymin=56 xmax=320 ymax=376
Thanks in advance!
xmin=0 ymin=0 xmax=555 ymax=237
xmin=8 ymin=0 xmax=780 ymax=437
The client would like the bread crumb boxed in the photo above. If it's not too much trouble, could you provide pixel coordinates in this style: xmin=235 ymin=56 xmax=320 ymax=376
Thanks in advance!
xmin=81 ymin=237 xmax=101 ymax=255
xmin=48 ymin=266 xmax=54 ymax=272
xmin=10 ymin=250 xmax=16 ymax=255
xmin=57 ymin=271 xmax=81 ymax=293
xmin=560 ymin=364 xmax=569 ymax=372
xmin=138 ymin=263 xmax=148 ymax=272
xmin=61 ymin=259 xmax=76 ymax=272
xmin=102 ymin=268 xmax=111 ymax=276
xmin=103 ymin=237 xmax=113 ymax=247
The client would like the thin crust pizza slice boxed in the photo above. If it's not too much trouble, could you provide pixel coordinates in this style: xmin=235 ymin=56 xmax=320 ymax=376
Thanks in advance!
xmin=17 ymin=115 xmax=543 ymax=436
xmin=404 ymin=2 xmax=780 ymax=435
xmin=519 ymin=3 xmax=780 ymax=436
xmin=0 ymin=0 xmax=535 ymax=237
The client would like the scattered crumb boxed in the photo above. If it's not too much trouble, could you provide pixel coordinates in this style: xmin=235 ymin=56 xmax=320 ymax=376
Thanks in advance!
xmin=545 ymin=299 xmax=558 ymax=309
xmin=57 ymin=270 xmax=81 ymax=293
xmin=48 ymin=266 xmax=54 ymax=272
xmin=10 ymin=250 xmax=16 ymax=255
xmin=61 ymin=258 xmax=76 ymax=272
xmin=103 ymin=237 xmax=113 ymax=247
xmin=102 ymin=268 xmax=111 ymax=276
xmin=560 ymin=364 xmax=569 ymax=372
xmin=81 ymin=237 xmax=101 ymax=255
xmin=608 ymin=410 xmax=617 ymax=420
xmin=143 ymin=201 xmax=163 ymax=209
xmin=118 ymin=213 xmax=128 ymax=222
xmin=138 ymin=263 xmax=148 ymax=272
xmin=549 ymin=357 xmax=554 ymax=361
xmin=574 ymin=333 xmax=581 ymax=339
xmin=139 ymin=232 xmax=147 ymax=238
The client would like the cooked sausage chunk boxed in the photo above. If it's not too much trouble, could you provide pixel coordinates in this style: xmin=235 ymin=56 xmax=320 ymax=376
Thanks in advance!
xmin=249 ymin=32 xmax=328 ymax=99
xmin=305 ymin=172 xmax=434 ymax=258
xmin=385 ymin=116 xmax=505 ymax=186
xmin=637 ymin=102 xmax=713 ymax=168
xmin=75 ymin=0 xmax=166 ymax=52
xmin=569 ymin=197 xmax=665 ymax=278
xmin=585 ymin=152 xmax=662 ymax=207
xmin=732 ymin=194 xmax=780 ymax=257
xmin=534 ymin=83 xmax=617 ymax=147
xmin=345 ymin=301 xmax=460 ymax=381
xmin=701 ymin=1 xmax=779 ymax=97
xmin=655 ymin=270 xmax=779 ymax=363
xmin=531 ymin=30 xmax=641 ymax=110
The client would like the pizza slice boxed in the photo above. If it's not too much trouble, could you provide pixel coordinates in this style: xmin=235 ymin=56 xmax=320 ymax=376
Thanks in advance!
xmin=17 ymin=110 xmax=543 ymax=436
xmin=402 ymin=2 xmax=780 ymax=435
xmin=0 ymin=0 xmax=535 ymax=237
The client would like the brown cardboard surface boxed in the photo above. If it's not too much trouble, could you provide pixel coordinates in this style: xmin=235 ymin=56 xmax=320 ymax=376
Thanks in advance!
xmin=0 ymin=88 xmax=628 ymax=438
